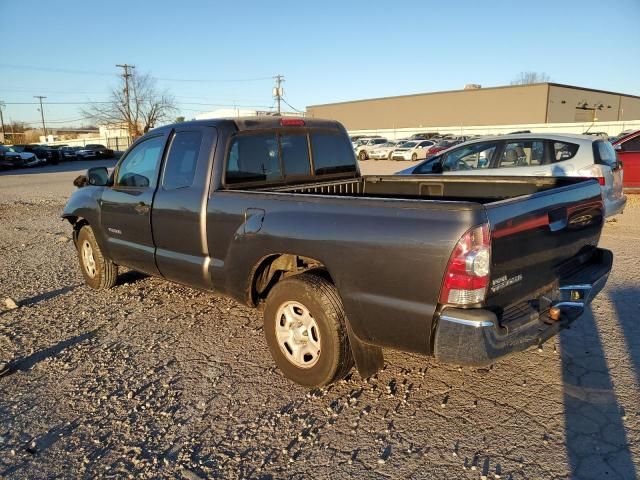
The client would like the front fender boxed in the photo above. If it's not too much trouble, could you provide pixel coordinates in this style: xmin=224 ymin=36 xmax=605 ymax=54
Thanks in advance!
xmin=62 ymin=186 xmax=110 ymax=255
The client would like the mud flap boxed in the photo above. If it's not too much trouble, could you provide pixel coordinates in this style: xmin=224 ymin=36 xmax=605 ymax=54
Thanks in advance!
xmin=345 ymin=319 xmax=384 ymax=379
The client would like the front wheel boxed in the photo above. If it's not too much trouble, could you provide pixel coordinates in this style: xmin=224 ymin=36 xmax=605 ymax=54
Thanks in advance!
xmin=411 ymin=153 xmax=417 ymax=161
xmin=263 ymin=273 xmax=354 ymax=387
xmin=76 ymin=226 xmax=118 ymax=289
xmin=358 ymin=150 xmax=367 ymax=161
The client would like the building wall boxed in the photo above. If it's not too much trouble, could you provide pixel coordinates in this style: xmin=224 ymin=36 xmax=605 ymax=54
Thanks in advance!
xmin=307 ymin=84 xmax=549 ymax=130
xmin=620 ymin=95 xmax=640 ymax=122
xmin=546 ymin=85 xmax=624 ymax=123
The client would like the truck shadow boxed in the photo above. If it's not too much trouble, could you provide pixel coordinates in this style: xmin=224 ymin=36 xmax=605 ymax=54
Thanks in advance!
xmin=560 ymin=303 xmax=637 ymax=479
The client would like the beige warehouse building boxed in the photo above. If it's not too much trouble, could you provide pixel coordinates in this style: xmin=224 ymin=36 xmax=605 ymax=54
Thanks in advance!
xmin=306 ymin=83 xmax=640 ymax=131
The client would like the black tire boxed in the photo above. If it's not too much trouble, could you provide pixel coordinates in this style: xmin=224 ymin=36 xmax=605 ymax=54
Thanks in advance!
xmin=411 ymin=153 xmax=417 ymax=161
xmin=76 ymin=226 xmax=118 ymax=289
xmin=359 ymin=150 xmax=367 ymax=161
xmin=263 ymin=272 xmax=354 ymax=387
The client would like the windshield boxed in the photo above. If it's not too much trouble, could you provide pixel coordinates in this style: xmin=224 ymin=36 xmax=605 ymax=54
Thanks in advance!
xmin=436 ymin=141 xmax=452 ymax=147
xmin=401 ymin=142 xmax=418 ymax=148
xmin=378 ymin=142 xmax=395 ymax=147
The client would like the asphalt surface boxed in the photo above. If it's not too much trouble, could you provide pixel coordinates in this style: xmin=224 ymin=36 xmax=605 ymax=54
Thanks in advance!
xmin=0 ymin=161 xmax=639 ymax=479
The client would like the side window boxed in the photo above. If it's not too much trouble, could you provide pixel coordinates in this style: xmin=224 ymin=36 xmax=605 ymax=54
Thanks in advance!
xmin=310 ymin=132 xmax=357 ymax=175
xmin=280 ymin=134 xmax=311 ymax=177
xmin=497 ymin=141 xmax=544 ymax=168
xmin=553 ymin=141 xmax=579 ymax=162
xmin=225 ymin=134 xmax=281 ymax=184
xmin=443 ymin=143 xmax=496 ymax=171
xmin=162 ymin=131 xmax=202 ymax=190
xmin=622 ymin=136 xmax=640 ymax=152
xmin=116 ymin=136 xmax=165 ymax=188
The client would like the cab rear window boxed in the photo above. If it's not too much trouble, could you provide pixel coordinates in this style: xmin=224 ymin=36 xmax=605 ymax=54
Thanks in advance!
xmin=310 ymin=133 xmax=357 ymax=175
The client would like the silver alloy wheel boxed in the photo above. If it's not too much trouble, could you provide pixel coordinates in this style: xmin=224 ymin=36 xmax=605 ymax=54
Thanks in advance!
xmin=275 ymin=301 xmax=321 ymax=368
xmin=81 ymin=240 xmax=97 ymax=278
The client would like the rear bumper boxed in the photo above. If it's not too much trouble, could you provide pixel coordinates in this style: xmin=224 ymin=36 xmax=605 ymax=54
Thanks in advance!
xmin=433 ymin=248 xmax=612 ymax=366
xmin=605 ymin=194 xmax=627 ymax=217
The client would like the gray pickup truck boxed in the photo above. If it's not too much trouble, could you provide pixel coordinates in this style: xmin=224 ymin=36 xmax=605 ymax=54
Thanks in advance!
xmin=63 ymin=117 xmax=612 ymax=387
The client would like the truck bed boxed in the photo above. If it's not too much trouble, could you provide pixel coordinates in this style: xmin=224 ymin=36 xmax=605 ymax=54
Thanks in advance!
xmin=255 ymin=175 xmax=585 ymax=204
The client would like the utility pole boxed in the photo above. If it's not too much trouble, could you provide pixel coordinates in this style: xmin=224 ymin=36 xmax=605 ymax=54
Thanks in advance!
xmin=34 ymin=96 xmax=47 ymax=140
xmin=116 ymin=64 xmax=135 ymax=137
xmin=0 ymin=101 xmax=6 ymax=143
xmin=273 ymin=74 xmax=284 ymax=115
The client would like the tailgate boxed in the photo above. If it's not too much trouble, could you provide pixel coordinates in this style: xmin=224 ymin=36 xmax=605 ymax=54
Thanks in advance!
xmin=484 ymin=178 xmax=604 ymax=308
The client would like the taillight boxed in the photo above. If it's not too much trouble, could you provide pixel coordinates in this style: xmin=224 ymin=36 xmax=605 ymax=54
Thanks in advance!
xmin=280 ymin=118 xmax=305 ymax=127
xmin=439 ymin=223 xmax=491 ymax=306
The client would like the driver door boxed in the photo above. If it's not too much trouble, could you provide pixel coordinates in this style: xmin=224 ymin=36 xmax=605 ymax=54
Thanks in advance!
xmin=100 ymin=134 xmax=168 ymax=275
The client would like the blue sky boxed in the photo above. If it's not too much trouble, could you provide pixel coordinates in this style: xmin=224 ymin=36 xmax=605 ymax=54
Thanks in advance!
xmin=1 ymin=0 xmax=639 ymax=128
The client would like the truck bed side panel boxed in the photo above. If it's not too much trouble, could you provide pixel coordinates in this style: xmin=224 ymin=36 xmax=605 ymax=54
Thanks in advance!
xmin=206 ymin=191 xmax=485 ymax=354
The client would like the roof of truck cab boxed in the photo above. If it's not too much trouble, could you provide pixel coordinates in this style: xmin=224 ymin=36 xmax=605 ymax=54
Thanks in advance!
xmin=151 ymin=116 xmax=344 ymax=133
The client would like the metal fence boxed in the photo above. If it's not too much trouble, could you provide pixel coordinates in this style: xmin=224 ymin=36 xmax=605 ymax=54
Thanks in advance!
xmin=45 ymin=136 xmax=133 ymax=151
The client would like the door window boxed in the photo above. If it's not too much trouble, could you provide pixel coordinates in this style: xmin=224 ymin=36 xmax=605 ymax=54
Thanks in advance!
xmin=162 ymin=131 xmax=202 ymax=190
xmin=497 ymin=141 xmax=544 ymax=168
xmin=442 ymin=142 xmax=497 ymax=171
xmin=116 ymin=136 xmax=165 ymax=188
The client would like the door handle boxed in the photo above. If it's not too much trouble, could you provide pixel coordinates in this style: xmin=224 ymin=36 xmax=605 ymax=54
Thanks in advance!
xmin=134 ymin=201 xmax=150 ymax=214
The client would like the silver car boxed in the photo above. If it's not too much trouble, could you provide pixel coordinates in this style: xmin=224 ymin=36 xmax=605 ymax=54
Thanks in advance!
xmin=396 ymin=133 xmax=626 ymax=217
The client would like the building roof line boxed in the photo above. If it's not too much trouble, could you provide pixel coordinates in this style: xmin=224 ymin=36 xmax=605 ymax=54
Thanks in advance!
xmin=306 ymin=82 xmax=640 ymax=109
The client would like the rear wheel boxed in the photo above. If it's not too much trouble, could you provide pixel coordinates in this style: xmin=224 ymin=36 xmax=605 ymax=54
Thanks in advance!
xmin=359 ymin=150 xmax=367 ymax=161
xmin=263 ymin=273 xmax=353 ymax=387
xmin=411 ymin=153 xmax=418 ymax=161
xmin=77 ymin=226 xmax=118 ymax=289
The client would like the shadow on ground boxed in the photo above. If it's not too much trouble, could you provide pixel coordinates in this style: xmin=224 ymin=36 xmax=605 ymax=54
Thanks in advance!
xmin=561 ymin=298 xmax=638 ymax=479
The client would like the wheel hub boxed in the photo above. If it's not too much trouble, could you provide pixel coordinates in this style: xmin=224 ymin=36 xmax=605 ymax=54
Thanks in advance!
xmin=275 ymin=301 xmax=321 ymax=368
xmin=81 ymin=240 xmax=97 ymax=278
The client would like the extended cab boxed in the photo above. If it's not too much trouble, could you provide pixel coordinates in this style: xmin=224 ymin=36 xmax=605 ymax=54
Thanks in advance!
xmin=63 ymin=117 xmax=612 ymax=387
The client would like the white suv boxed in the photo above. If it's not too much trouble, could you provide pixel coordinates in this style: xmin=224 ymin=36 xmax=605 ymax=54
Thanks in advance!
xmin=397 ymin=133 xmax=626 ymax=217
xmin=354 ymin=137 xmax=388 ymax=160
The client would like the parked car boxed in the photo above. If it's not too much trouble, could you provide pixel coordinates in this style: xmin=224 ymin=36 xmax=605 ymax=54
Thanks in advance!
xmin=0 ymin=145 xmax=26 ymax=169
xmin=11 ymin=144 xmax=61 ymax=165
xmin=63 ymin=116 xmax=611 ymax=388
xmin=59 ymin=146 xmax=79 ymax=160
xmin=84 ymin=144 xmax=115 ymax=158
xmin=396 ymin=133 xmax=626 ymax=217
xmin=612 ymin=130 xmax=640 ymax=190
xmin=351 ymin=135 xmax=381 ymax=149
xmin=369 ymin=141 xmax=405 ymax=160
xmin=2 ymin=145 xmax=42 ymax=167
xmin=355 ymin=137 xmax=388 ymax=160
xmin=390 ymin=140 xmax=435 ymax=161
xmin=75 ymin=147 xmax=99 ymax=160
xmin=426 ymin=139 xmax=462 ymax=157
xmin=409 ymin=132 xmax=439 ymax=140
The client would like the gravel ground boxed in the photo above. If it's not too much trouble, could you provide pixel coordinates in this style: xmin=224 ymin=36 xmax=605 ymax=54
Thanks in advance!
xmin=0 ymin=164 xmax=639 ymax=479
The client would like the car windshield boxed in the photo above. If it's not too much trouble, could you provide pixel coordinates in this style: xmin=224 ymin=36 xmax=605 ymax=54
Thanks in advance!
xmin=401 ymin=142 xmax=418 ymax=148
xmin=436 ymin=141 xmax=452 ymax=147
xmin=379 ymin=142 xmax=395 ymax=147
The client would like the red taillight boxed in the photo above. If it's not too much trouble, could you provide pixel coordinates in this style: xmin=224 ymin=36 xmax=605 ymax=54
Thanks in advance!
xmin=280 ymin=118 xmax=305 ymax=127
xmin=439 ymin=224 xmax=491 ymax=306
xmin=597 ymin=177 xmax=605 ymax=186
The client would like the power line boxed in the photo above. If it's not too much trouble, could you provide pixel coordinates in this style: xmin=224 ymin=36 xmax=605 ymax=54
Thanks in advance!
xmin=0 ymin=63 xmax=115 ymax=77
xmin=281 ymin=96 xmax=303 ymax=113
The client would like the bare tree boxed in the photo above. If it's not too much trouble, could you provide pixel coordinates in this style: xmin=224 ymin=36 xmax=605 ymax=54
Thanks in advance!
xmin=510 ymin=71 xmax=551 ymax=85
xmin=82 ymin=72 xmax=177 ymax=138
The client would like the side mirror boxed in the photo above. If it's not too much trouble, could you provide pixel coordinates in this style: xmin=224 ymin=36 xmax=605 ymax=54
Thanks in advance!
xmin=614 ymin=143 xmax=623 ymax=151
xmin=87 ymin=166 xmax=109 ymax=186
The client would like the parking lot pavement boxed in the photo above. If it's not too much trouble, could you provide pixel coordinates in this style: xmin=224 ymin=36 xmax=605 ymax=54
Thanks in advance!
xmin=0 ymin=167 xmax=639 ymax=479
